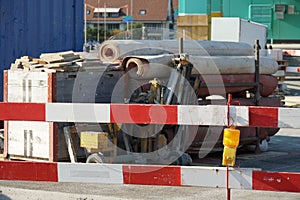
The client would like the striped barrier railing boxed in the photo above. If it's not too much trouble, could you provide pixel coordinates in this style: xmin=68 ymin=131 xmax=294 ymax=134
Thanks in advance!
xmin=1 ymin=102 xmax=300 ymax=194
xmin=286 ymin=66 xmax=300 ymax=74
xmin=284 ymin=49 xmax=300 ymax=56
xmin=0 ymin=161 xmax=299 ymax=193
xmin=0 ymin=102 xmax=300 ymax=128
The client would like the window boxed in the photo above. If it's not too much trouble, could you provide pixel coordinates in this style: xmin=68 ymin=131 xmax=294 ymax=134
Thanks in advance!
xmin=110 ymin=12 xmax=119 ymax=18
xmin=144 ymin=23 xmax=162 ymax=29
xmin=94 ymin=12 xmax=119 ymax=18
xmin=86 ymin=10 xmax=91 ymax=15
xmin=249 ymin=5 xmax=272 ymax=30
xmin=91 ymin=24 xmax=120 ymax=32
xmin=93 ymin=13 xmax=100 ymax=18
xmin=107 ymin=24 xmax=120 ymax=31
xmin=100 ymin=13 xmax=108 ymax=18
xmin=93 ymin=8 xmax=120 ymax=18
xmin=139 ymin=10 xmax=146 ymax=15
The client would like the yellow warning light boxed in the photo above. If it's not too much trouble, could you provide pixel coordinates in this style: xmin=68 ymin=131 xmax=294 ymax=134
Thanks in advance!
xmin=222 ymin=126 xmax=240 ymax=166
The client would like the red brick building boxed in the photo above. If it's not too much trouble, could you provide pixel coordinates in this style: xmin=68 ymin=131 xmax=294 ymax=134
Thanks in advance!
xmin=85 ymin=0 xmax=178 ymax=40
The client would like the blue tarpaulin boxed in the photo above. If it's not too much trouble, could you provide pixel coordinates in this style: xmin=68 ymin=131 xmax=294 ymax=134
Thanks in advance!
xmin=0 ymin=0 xmax=84 ymax=101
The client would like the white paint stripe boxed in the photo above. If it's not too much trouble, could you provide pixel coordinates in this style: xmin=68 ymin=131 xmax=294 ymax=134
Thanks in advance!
xmin=278 ymin=108 xmax=300 ymax=128
xmin=178 ymin=105 xmax=227 ymax=126
xmin=181 ymin=166 xmax=255 ymax=189
xmin=286 ymin=66 xmax=300 ymax=73
xmin=229 ymin=106 xmax=249 ymax=127
xmin=284 ymin=50 xmax=300 ymax=56
xmin=58 ymin=163 xmax=123 ymax=184
xmin=19 ymin=103 xmax=300 ymax=128
xmin=46 ymin=103 xmax=110 ymax=123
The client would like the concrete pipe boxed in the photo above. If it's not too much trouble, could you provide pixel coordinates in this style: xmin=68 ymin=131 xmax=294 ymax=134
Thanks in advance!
xmin=124 ymin=55 xmax=173 ymax=80
xmin=98 ymin=40 xmax=254 ymax=62
xmin=190 ymin=56 xmax=278 ymax=75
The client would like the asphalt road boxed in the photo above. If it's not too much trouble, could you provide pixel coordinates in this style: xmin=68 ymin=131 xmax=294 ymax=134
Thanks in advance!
xmin=1 ymin=179 xmax=300 ymax=200
xmin=0 ymin=76 xmax=300 ymax=200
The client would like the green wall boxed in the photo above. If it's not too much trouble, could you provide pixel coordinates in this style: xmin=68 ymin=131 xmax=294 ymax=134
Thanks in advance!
xmin=211 ymin=0 xmax=223 ymax=12
xmin=223 ymin=0 xmax=300 ymax=41
xmin=179 ymin=0 xmax=222 ymax=14
xmin=178 ymin=0 xmax=300 ymax=41
xmin=179 ymin=0 xmax=211 ymax=14
xmin=223 ymin=0 xmax=251 ymax=19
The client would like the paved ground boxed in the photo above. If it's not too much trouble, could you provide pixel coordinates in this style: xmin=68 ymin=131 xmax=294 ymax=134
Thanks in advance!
xmin=192 ymin=127 xmax=300 ymax=173
xmin=0 ymin=126 xmax=298 ymax=199
xmin=284 ymin=74 xmax=300 ymax=107
xmin=1 ymin=180 xmax=300 ymax=200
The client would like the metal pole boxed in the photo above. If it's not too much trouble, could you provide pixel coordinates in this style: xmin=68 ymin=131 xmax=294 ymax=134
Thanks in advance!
xmin=254 ymin=40 xmax=261 ymax=153
xmin=127 ymin=6 xmax=129 ymax=33
xmin=254 ymin=40 xmax=260 ymax=105
xmin=97 ymin=0 xmax=100 ymax=42
xmin=226 ymin=166 xmax=231 ymax=200
xmin=104 ymin=3 xmax=107 ymax=40
xmin=130 ymin=0 xmax=133 ymax=38
xmin=179 ymin=37 xmax=183 ymax=54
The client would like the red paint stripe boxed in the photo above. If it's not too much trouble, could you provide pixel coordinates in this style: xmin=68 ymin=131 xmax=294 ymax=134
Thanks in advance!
xmin=48 ymin=73 xmax=56 ymax=102
xmin=0 ymin=161 xmax=58 ymax=182
xmin=49 ymin=122 xmax=58 ymax=162
xmin=3 ymin=121 xmax=8 ymax=157
xmin=253 ymin=171 xmax=300 ymax=193
xmin=249 ymin=107 xmax=278 ymax=127
xmin=0 ymin=102 xmax=45 ymax=121
xmin=3 ymin=70 xmax=8 ymax=102
xmin=123 ymin=165 xmax=181 ymax=186
xmin=111 ymin=104 xmax=178 ymax=124
xmin=298 ymin=67 xmax=300 ymax=73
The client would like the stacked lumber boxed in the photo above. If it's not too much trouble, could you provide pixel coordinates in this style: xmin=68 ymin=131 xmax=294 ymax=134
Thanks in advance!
xmin=10 ymin=51 xmax=84 ymax=72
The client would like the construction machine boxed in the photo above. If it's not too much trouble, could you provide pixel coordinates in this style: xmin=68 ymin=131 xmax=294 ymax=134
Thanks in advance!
xmin=2 ymin=39 xmax=281 ymax=165
xmin=78 ymin=39 xmax=281 ymax=165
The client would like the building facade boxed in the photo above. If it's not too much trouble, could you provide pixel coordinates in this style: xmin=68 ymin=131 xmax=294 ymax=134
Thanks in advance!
xmin=85 ymin=0 xmax=178 ymax=41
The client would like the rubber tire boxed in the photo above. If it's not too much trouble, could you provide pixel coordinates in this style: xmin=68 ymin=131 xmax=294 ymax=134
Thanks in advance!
xmin=259 ymin=139 xmax=268 ymax=152
xmin=86 ymin=153 xmax=106 ymax=163
xmin=170 ymin=152 xmax=192 ymax=166
xmin=179 ymin=153 xmax=192 ymax=166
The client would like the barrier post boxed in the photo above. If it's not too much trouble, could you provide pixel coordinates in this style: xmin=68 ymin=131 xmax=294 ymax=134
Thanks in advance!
xmin=226 ymin=166 xmax=230 ymax=200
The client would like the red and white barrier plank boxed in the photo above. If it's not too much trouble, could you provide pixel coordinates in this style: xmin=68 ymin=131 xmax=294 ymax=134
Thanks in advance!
xmin=286 ymin=66 xmax=300 ymax=74
xmin=284 ymin=50 xmax=300 ymax=57
xmin=0 ymin=102 xmax=300 ymax=128
xmin=1 ymin=103 xmax=300 ymax=193
xmin=0 ymin=161 xmax=299 ymax=193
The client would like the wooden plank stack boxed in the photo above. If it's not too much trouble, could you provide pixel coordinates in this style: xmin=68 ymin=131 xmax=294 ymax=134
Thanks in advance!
xmin=177 ymin=15 xmax=210 ymax=40
xmin=10 ymin=51 xmax=83 ymax=72
xmin=3 ymin=49 xmax=124 ymax=162
xmin=3 ymin=51 xmax=87 ymax=162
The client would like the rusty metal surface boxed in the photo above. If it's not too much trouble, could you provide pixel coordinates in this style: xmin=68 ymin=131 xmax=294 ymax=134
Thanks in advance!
xmin=197 ymin=74 xmax=278 ymax=98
